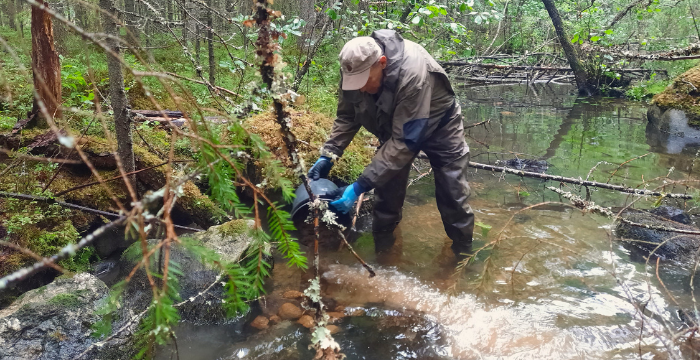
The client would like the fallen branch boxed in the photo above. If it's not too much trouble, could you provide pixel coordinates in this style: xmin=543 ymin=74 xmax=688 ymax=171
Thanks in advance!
xmin=468 ymin=161 xmax=693 ymax=199
xmin=337 ymin=229 xmax=376 ymax=277
xmin=548 ymin=186 xmax=700 ymax=235
xmin=464 ymin=119 xmax=491 ymax=129
xmin=0 ymin=191 xmax=202 ymax=232
xmin=131 ymin=109 xmax=184 ymax=118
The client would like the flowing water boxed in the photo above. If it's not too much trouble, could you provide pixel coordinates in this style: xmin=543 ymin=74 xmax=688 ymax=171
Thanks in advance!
xmin=157 ymin=84 xmax=700 ymax=359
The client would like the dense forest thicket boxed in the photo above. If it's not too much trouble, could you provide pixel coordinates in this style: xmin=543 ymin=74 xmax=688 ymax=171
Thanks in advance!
xmin=0 ymin=0 xmax=699 ymax=357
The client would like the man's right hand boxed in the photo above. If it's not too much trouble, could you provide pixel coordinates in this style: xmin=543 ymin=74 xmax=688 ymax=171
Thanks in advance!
xmin=308 ymin=156 xmax=333 ymax=180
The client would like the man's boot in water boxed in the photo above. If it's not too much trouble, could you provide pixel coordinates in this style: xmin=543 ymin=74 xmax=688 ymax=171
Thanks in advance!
xmin=451 ymin=241 xmax=473 ymax=264
xmin=374 ymin=229 xmax=404 ymax=266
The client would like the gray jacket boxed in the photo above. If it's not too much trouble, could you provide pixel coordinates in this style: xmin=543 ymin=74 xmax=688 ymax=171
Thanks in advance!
xmin=321 ymin=30 xmax=469 ymax=191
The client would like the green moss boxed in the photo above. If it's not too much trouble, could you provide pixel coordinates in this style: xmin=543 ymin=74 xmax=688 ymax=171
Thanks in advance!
xmin=179 ymin=181 xmax=226 ymax=226
xmin=217 ymin=219 xmax=248 ymax=237
xmin=652 ymin=63 xmax=700 ymax=119
xmin=48 ymin=293 xmax=82 ymax=308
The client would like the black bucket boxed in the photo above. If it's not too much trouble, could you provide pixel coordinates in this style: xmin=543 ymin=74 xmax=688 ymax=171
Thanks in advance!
xmin=291 ymin=179 xmax=339 ymax=219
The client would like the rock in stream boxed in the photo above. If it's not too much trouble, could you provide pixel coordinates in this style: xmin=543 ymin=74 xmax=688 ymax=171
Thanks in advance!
xmin=0 ymin=219 xmax=255 ymax=359
xmin=0 ymin=273 xmax=131 ymax=360
xmin=616 ymin=205 xmax=700 ymax=262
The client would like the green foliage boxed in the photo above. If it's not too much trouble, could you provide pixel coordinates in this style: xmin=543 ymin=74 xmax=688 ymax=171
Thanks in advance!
xmin=91 ymin=281 xmax=127 ymax=339
xmin=625 ymin=76 xmax=671 ymax=101
xmin=135 ymin=262 xmax=183 ymax=359
xmin=475 ymin=221 xmax=492 ymax=237
xmin=1 ymin=197 xmax=94 ymax=273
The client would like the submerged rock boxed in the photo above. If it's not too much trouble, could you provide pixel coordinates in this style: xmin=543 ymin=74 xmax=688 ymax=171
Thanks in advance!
xmin=0 ymin=273 xmax=133 ymax=360
xmin=119 ymin=219 xmax=255 ymax=325
xmin=250 ymin=315 xmax=270 ymax=330
xmin=646 ymin=106 xmax=700 ymax=154
xmin=615 ymin=206 xmax=700 ymax=261
xmin=277 ymin=303 xmax=303 ymax=320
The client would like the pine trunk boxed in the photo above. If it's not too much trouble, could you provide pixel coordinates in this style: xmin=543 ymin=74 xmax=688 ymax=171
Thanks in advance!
xmin=30 ymin=1 xmax=62 ymax=128
xmin=124 ymin=0 xmax=138 ymax=43
xmin=99 ymin=0 xmax=135 ymax=175
xmin=207 ymin=0 xmax=215 ymax=85
xmin=7 ymin=0 xmax=17 ymax=30
xmin=541 ymin=0 xmax=593 ymax=95
xmin=181 ymin=0 xmax=188 ymax=45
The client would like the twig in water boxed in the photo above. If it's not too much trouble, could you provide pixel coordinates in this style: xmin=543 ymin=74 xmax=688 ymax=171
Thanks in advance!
xmin=607 ymin=153 xmax=650 ymax=183
xmin=337 ymin=229 xmax=376 ymax=278
xmin=464 ymin=119 xmax=491 ymax=129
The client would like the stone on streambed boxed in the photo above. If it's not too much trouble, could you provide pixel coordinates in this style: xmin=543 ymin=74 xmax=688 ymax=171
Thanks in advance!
xmin=277 ymin=303 xmax=303 ymax=320
xmin=615 ymin=206 xmax=700 ymax=261
xmin=0 ymin=273 xmax=133 ymax=360
xmin=119 ymin=219 xmax=255 ymax=325
xmin=250 ymin=315 xmax=270 ymax=330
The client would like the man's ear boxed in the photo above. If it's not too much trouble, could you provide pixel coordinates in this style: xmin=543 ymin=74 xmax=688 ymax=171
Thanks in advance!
xmin=379 ymin=56 xmax=387 ymax=69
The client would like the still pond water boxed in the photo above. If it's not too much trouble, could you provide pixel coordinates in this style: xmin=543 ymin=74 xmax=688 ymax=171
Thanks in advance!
xmin=157 ymin=83 xmax=700 ymax=359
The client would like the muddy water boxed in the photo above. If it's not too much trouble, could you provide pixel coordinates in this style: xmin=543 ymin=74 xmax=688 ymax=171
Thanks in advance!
xmin=158 ymin=84 xmax=700 ymax=359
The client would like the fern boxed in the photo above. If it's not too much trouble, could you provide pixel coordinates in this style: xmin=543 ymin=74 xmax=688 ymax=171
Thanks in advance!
xmin=267 ymin=204 xmax=307 ymax=269
xmin=134 ymin=261 xmax=182 ymax=359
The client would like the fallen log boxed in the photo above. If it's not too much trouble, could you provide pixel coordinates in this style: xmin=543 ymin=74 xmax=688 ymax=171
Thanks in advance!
xmin=440 ymin=62 xmax=666 ymax=74
xmin=131 ymin=109 xmax=184 ymax=118
xmin=468 ymin=161 xmax=693 ymax=199
xmin=581 ymin=42 xmax=700 ymax=61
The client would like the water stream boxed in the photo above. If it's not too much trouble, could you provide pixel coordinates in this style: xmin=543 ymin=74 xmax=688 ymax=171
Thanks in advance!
xmin=157 ymin=84 xmax=700 ymax=359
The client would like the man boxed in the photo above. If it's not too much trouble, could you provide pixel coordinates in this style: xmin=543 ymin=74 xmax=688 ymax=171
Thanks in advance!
xmin=308 ymin=30 xmax=474 ymax=255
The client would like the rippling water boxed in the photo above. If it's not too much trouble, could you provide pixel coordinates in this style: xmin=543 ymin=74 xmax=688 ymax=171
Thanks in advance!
xmin=157 ymin=84 xmax=700 ymax=360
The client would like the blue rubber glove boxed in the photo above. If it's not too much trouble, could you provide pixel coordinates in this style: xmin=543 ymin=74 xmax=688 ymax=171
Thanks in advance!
xmin=329 ymin=183 xmax=361 ymax=214
xmin=308 ymin=156 xmax=333 ymax=180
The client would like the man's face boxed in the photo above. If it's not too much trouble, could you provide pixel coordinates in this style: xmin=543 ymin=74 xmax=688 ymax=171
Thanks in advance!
xmin=359 ymin=56 xmax=387 ymax=94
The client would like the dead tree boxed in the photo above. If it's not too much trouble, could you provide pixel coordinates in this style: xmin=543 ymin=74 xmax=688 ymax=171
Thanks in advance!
xmin=30 ymin=1 xmax=62 ymax=128
xmin=99 ymin=0 xmax=135 ymax=175
xmin=541 ymin=0 xmax=593 ymax=95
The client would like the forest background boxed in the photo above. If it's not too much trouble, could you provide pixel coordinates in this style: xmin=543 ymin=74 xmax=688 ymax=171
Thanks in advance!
xmin=0 ymin=0 xmax=699 ymax=357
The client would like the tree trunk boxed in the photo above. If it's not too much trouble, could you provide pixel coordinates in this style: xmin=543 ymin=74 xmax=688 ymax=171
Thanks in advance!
xmin=195 ymin=23 xmax=201 ymax=68
xmin=99 ymin=0 xmax=135 ymax=175
xmin=541 ymin=0 xmax=593 ymax=95
xmin=75 ymin=2 xmax=88 ymax=30
xmin=30 ymin=1 xmax=62 ymax=129
xmin=181 ymin=0 xmax=188 ymax=45
xmin=124 ymin=0 xmax=138 ymax=43
xmin=7 ymin=0 xmax=17 ymax=30
xmin=207 ymin=0 xmax=215 ymax=85
xmin=400 ymin=0 xmax=423 ymax=23
xmin=297 ymin=0 xmax=315 ymax=50
xmin=18 ymin=0 xmax=24 ymax=37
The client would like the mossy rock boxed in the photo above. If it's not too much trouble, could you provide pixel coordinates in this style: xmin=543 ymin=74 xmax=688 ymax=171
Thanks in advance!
xmin=134 ymin=145 xmax=226 ymax=228
xmin=118 ymin=220 xmax=255 ymax=325
xmin=652 ymin=63 xmax=700 ymax=125
xmin=0 ymin=273 xmax=134 ymax=360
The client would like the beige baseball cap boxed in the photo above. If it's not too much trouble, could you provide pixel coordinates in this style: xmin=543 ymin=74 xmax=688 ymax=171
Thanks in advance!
xmin=339 ymin=37 xmax=382 ymax=91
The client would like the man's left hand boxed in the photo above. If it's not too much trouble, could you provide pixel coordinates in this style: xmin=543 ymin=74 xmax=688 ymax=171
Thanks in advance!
xmin=329 ymin=184 xmax=360 ymax=214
